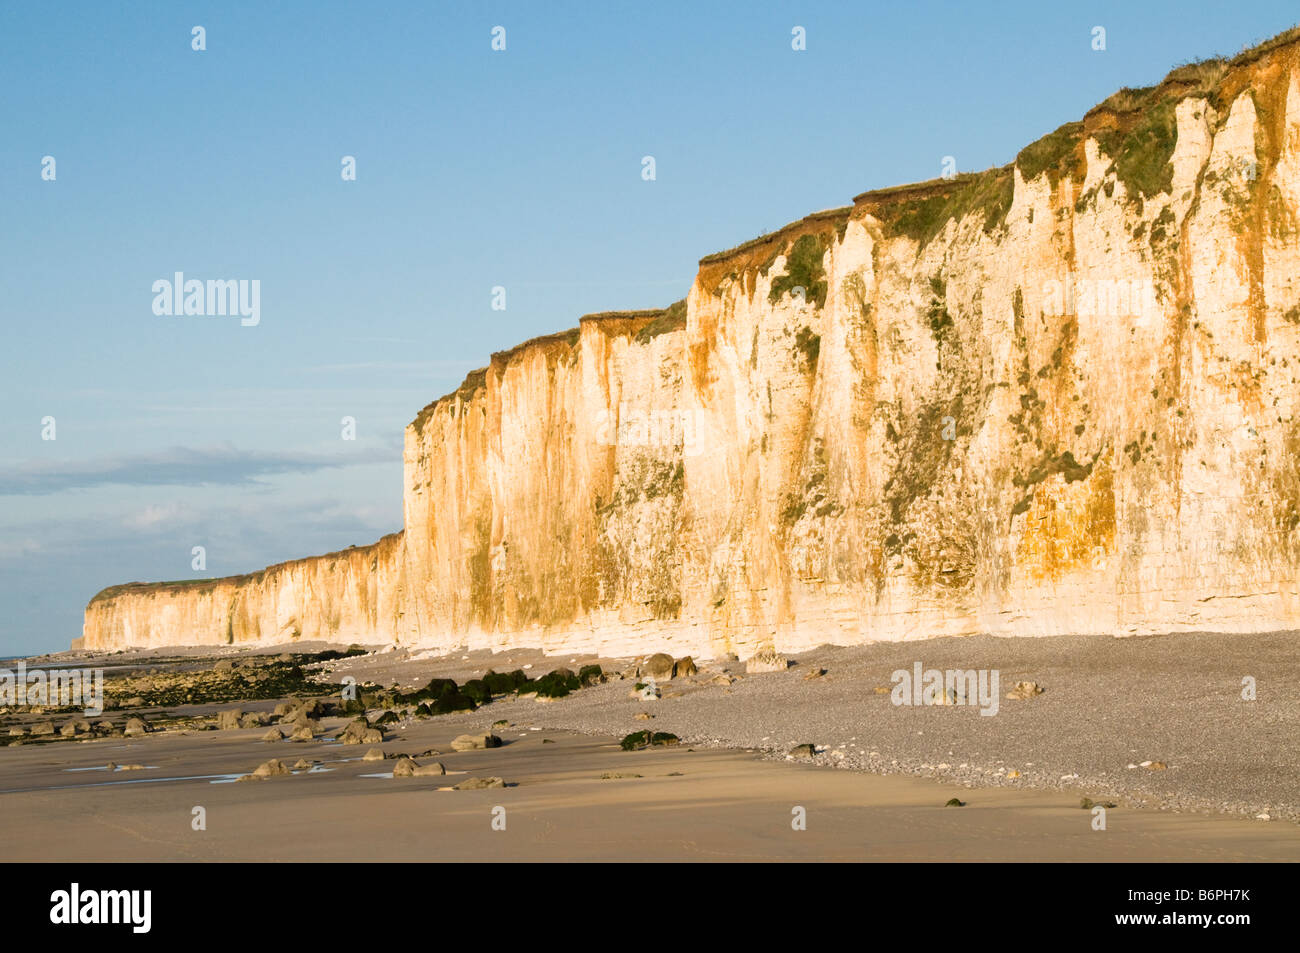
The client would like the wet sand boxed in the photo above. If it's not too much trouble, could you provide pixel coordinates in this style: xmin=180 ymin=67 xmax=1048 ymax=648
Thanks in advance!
xmin=1 ymin=714 xmax=1295 ymax=862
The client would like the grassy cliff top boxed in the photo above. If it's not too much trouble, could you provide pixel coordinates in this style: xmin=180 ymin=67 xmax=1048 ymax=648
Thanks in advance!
xmin=410 ymin=23 xmax=1300 ymax=435
xmin=734 ymin=23 xmax=1300 ymax=256
xmin=409 ymin=304 xmax=691 ymax=433
xmin=406 ymin=23 xmax=1300 ymax=438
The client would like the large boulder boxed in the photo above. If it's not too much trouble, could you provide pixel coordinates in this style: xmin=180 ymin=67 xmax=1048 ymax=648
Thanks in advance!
xmin=392 ymin=757 xmax=444 ymax=777
xmin=216 ymin=708 xmax=243 ymax=730
xmin=673 ymin=656 xmax=698 ymax=678
xmin=640 ymin=653 xmax=676 ymax=680
xmin=338 ymin=718 xmax=383 ymax=745
xmin=450 ymin=733 xmax=502 ymax=751
xmin=123 ymin=717 xmax=149 ymax=736
xmin=60 ymin=718 xmax=91 ymax=738
xmin=252 ymin=758 xmax=290 ymax=778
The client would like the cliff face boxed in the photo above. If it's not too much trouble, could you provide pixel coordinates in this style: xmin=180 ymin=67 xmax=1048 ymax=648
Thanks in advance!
xmin=83 ymin=534 xmax=405 ymax=650
xmin=82 ymin=33 xmax=1300 ymax=656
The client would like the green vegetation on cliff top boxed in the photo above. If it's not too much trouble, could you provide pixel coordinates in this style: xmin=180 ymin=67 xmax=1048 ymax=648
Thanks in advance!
xmin=634 ymin=299 xmax=688 ymax=343
xmin=767 ymin=233 xmax=830 ymax=308
xmin=863 ymin=27 xmax=1300 ymax=246
xmin=871 ymin=168 xmax=1016 ymax=249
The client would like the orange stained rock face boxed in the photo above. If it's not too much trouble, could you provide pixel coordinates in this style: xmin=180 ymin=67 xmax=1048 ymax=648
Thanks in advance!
xmin=1015 ymin=458 xmax=1117 ymax=583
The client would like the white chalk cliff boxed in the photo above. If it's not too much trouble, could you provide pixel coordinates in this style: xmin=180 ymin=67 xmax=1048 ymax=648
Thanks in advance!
xmin=81 ymin=32 xmax=1300 ymax=657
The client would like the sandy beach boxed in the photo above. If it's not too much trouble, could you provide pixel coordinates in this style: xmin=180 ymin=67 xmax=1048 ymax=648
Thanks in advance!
xmin=2 ymin=631 xmax=1297 ymax=861
xmin=2 ymin=715 xmax=1295 ymax=862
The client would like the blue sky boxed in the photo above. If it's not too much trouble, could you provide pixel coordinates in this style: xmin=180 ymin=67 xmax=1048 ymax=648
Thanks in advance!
xmin=2 ymin=0 xmax=1296 ymax=655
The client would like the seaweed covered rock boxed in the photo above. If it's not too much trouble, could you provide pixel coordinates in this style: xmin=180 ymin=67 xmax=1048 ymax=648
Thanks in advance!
xmin=395 ymin=677 xmax=476 ymax=714
xmin=620 ymin=730 xmax=680 ymax=751
xmin=530 ymin=669 xmax=581 ymax=698
xmin=482 ymin=669 xmax=531 ymax=694
xmin=335 ymin=696 xmax=368 ymax=717
xmin=359 ymin=688 xmax=399 ymax=710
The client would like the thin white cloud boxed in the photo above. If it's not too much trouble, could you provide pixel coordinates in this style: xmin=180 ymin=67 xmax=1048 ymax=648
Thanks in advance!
xmin=0 ymin=444 xmax=396 ymax=496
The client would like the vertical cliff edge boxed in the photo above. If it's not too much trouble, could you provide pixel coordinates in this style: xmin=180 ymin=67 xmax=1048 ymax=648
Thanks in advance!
xmin=81 ymin=30 xmax=1300 ymax=657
